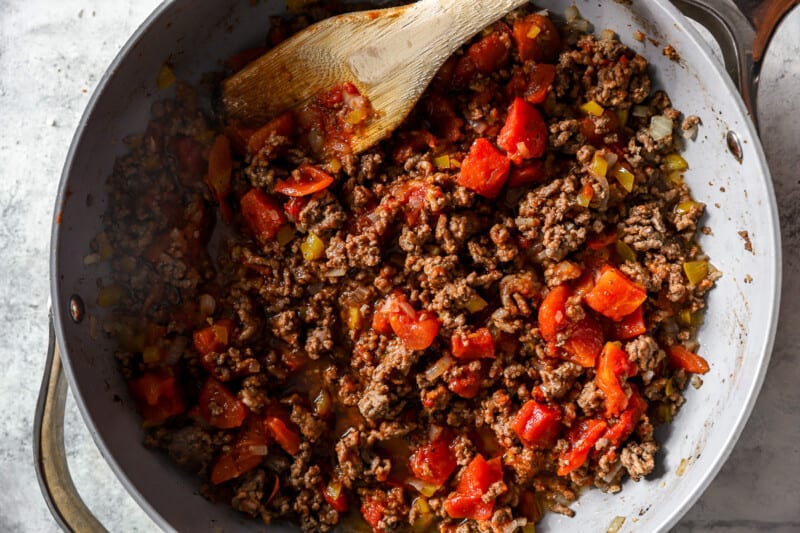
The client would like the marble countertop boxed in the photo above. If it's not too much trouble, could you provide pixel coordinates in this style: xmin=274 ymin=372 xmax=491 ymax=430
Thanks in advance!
xmin=1 ymin=1 xmax=798 ymax=531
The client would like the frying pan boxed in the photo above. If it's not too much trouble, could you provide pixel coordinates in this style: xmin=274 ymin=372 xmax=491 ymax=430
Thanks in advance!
xmin=37 ymin=0 xmax=784 ymax=531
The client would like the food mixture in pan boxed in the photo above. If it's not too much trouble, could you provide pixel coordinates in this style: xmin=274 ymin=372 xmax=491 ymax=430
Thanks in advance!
xmin=95 ymin=4 xmax=718 ymax=532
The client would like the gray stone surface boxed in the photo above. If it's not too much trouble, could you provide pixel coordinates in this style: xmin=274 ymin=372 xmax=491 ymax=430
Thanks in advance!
xmin=0 ymin=1 xmax=797 ymax=532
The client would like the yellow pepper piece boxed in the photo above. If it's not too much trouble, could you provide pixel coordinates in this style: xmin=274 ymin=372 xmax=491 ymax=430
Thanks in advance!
xmin=346 ymin=106 xmax=368 ymax=125
xmin=522 ymin=525 xmax=537 ymax=533
xmin=591 ymin=152 xmax=608 ymax=177
xmin=433 ymin=155 xmax=452 ymax=170
xmin=612 ymin=165 xmax=635 ymax=192
xmin=665 ymin=171 xmax=684 ymax=185
xmin=683 ymin=260 xmax=709 ymax=285
xmin=675 ymin=200 xmax=700 ymax=215
xmin=616 ymin=240 xmax=637 ymax=262
xmin=527 ymin=25 xmax=542 ymax=39
xmin=465 ymin=295 xmax=488 ymax=313
xmin=142 ymin=346 xmax=161 ymax=364
xmin=301 ymin=232 xmax=326 ymax=261
xmin=97 ymin=284 xmax=126 ymax=308
xmin=156 ymin=63 xmax=175 ymax=90
xmin=581 ymin=100 xmax=604 ymax=117
xmin=347 ymin=306 xmax=362 ymax=331
xmin=664 ymin=153 xmax=688 ymax=171
xmin=616 ymin=108 xmax=629 ymax=126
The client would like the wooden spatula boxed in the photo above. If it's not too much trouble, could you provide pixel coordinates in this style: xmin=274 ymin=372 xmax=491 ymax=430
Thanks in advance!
xmin=220 ymin=0 xmax=530 ymax=154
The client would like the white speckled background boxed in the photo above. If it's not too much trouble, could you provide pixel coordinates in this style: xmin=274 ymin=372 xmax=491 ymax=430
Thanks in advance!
xmin=0 ymin=1 xmax=798 ymax=531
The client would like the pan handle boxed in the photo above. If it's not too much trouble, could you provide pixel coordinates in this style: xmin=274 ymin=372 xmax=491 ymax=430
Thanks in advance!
xmin=672 ymin=0 xmax=798 ymax=127
xmin=33 ymin=315 xmax=108 ymax=533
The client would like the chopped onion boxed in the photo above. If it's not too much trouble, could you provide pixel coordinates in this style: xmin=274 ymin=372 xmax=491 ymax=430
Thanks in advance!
xmin=249 ymin=444 xmax=269 ymax=456
xmin=632 ymin=105 xmax=650 ymax=118
xmin=407 ymin=478 xmax=439 ymax=498
xmin=424 ymin=355 xmax=454 ymax=382
xmin=325 ymin=268 xmax=347 ymax=277
xmin=682 ymin=124 xmax=698 ymax=140
xmin=516 ymin=141 xmax=532 ymax=159
xmin=606 ymin=516 xmax=626 ymax=533
xmin=600 ymin=29 xmax=617 ymax=41
xmin=649 ymin=115 xmax=674 ymax=141
xmin=568 ymin=18 xmax=592 ymax=33
xmin=564 ymin=5 xmax=579 ymax=22
xmin=83 ymin=253 xmax=101 ymax=266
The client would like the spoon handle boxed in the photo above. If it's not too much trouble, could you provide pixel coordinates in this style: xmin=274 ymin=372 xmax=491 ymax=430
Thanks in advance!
xmin=348 ymin=0 xmax=530 ymax=84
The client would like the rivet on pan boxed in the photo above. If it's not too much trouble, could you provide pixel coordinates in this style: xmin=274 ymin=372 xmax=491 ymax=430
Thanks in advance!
xmin=69 ymin=294 xmax=85 ymax=324
xmin=727 ymin=130 xmax=743 ymax=164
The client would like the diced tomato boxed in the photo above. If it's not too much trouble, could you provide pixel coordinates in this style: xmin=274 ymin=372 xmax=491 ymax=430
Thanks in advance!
xmin=128 ymin=372 xmax=185 ymax=424
xmin=457 ymin=138 xmax=511 ymax=199
xmin=210 ymin=422 xmax=267 ymax=484
xmin=240 ymin=188 xmax=287 ymax=242
xmin=193 ymin=318 xmax=235 ymax=357
xmin=511 ymin=400 xmax=562 ymax=448
xmin=613 ymin=306 xmax=647 ymax=340
xmin=393 ymin=180 xmax=444 ymax=226
xmin=513 ymin=14 xmax=561 ymax=63
xmin=596 ymin=341 xmax=638 ymax=417
xmin=408 ymin=432 xmax=458 ymax=486
xmin=274 ymin=164 xmax=334 ymax=197
xmin=225 ymin=46 xmax=268 ymax=72
xmin=265 ymin=415 xmax=301 ymax=455
xmin=378 ymin=293 xmax=440 ymax=350
xmin=497 ymin=97 xmax=548 ymax=165
xmin=667 ymin=345 xmax=710 ymax=374
xmin=247 ymin=112 xmax=294 ymax=154
xmin=447 ymin=363 xmax=483 ymax=399
xmin=579 ymin=110 xmax=620 ymax=146
xmin=444 ymin=455 xmax=504 ymax=521
xmin=361 ymin=496 xmax=386 ymax=531
xmin=563 ymin=315 xmax=604 ymax=367
xmin=602 ymin=388 xmax=647 ymax=448
xmin=584 ymin=265 xmax=648 ymax=321
xmin=390 ymin=310 xmax=440 ymax=351
xmin=322 ymin=480 xmax=349 ymax=513
xmin=427 ymin=93 xmax=463 ymax=142
xmin=526 ymin=63 xmax=557 ymax=104
xmin=196 ymin=377 xmax=247 ymax=429
xmin=538 ymin=285 xmax=570 ymax=342
xmin=451 ymin=328 xmax=495 ymax=360
xmin=284 ymin=196 xmax=309 ymax=221
xmin=467 ymin=33 xmax=510 ymax=74
xmin=557 ymin=418 xmax=607 ymax=476
xmin=507 ymin=159 xmax=545 ymax=188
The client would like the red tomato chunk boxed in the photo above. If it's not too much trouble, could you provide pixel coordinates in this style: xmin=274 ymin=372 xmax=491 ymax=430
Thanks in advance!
xmin=457 ymin=138 xmax=511 ymax=199
xmin=511 ymin=400 xmax=562 ymax=448
xmin=497 ymin=97 xmax=548 ymax=164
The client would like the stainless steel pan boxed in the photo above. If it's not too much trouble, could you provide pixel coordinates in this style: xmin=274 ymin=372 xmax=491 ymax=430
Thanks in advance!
xmin=38 ymin=0 xmax=784 ymax=531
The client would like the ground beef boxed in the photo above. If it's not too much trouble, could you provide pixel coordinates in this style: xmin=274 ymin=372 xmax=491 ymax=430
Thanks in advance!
xmin=101 ymin=7 xmax=716 ymax=533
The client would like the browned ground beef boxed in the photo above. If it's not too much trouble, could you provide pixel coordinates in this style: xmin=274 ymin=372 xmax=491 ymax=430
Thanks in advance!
xmin=97 ymin=5 xmax=718 ymax=532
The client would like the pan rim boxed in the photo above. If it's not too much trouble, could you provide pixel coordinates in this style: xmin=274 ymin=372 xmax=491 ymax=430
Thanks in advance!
xmin=48 ymin=0 xmax=782 ymax=531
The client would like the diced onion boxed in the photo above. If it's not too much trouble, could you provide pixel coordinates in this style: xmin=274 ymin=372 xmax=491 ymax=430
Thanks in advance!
xmin=407 ymin=478 xmax=439 ymax=498
xmin=83 ymin=253 xmax=102 ymax=266
xmin=568 ymin=18 xmax=592 ymax=33
xmin=649 ymin=115 xmax=674 ymax=141
xmin=682 ymin=124 xmax=698 ymax=140
xmin=606 ymin=516 xmax=626 ymax=533
xmin=600 ymin=29 xmax=617 ymax=41
xmin=632 ymin=105 xmax=650 ymax=118
xmin=424 ymin=355 xmax=454 ymax=381
xmin=565 ymin=5 xmax=580 ymax=22
xmin=516 ymin=141 xmax=532 ymax=159
xmin=249 ymin=445 xmax=269 ymax=456
xmin=325 ymin=268 xmax=347 ymax=277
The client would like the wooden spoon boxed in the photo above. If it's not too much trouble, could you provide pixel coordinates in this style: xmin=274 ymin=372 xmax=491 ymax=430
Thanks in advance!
xmin=220 ymin=0 xmax=530 ymax=154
